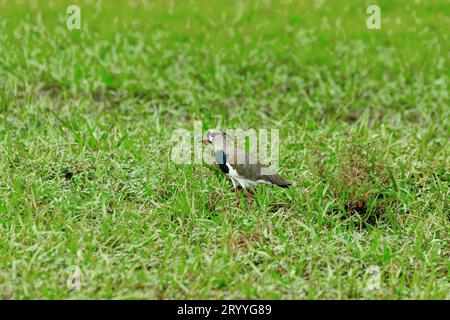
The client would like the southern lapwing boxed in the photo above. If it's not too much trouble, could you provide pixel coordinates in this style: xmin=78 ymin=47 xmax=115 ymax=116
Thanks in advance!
xmin=202 ymin=129 xmax=291 ymax=207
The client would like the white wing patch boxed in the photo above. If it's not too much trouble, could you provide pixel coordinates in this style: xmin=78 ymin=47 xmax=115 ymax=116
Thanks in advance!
xmin=225 ymin=162 xmax=272 ymax=188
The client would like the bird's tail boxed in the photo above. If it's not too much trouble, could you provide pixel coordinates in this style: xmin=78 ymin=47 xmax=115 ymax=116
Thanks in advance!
xmin=264 ymin=174 xmax=291 ymax=188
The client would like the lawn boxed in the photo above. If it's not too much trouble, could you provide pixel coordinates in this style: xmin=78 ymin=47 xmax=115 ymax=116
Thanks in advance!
xmin=0 ymin=0 xmax=448 ymax=299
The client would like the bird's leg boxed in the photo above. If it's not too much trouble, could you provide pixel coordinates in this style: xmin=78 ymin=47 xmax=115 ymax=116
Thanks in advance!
xmin=242 ymin=188 xmax=253 ymax=205
xmin=231 ymin=179 xmax=240 ymax=207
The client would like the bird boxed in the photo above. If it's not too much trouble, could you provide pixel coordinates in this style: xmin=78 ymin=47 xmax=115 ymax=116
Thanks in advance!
xmin=202 ymin=129 xmax=291 ymax=207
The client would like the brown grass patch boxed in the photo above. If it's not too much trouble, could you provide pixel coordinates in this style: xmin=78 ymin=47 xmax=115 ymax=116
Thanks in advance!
xmin=315 ymin=139 xmax=398 ymax=225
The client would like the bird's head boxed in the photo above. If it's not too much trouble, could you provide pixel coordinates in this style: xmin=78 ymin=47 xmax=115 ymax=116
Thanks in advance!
xmin=202 ymin=129 xmax=228 ymax=146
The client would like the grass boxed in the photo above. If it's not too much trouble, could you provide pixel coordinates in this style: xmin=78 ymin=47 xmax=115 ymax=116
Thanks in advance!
xmin=0 ymin=0 xmax=448 ymax=299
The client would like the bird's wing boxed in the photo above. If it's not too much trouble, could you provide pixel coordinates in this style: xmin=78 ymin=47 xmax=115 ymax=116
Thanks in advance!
xmin=227 ymin=148 xmax=291 ymax=187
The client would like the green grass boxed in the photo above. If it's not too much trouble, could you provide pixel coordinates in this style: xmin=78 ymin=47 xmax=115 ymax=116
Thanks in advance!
xmin=0 ymin=0 xmax=448 ymax=299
